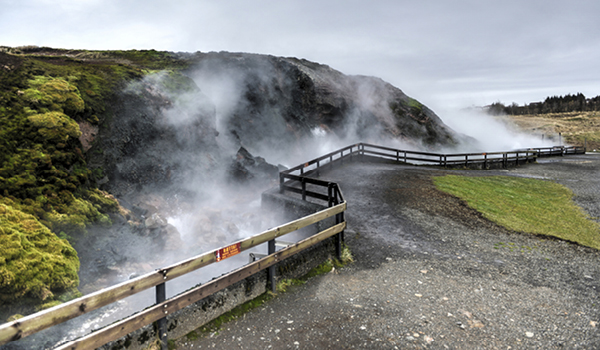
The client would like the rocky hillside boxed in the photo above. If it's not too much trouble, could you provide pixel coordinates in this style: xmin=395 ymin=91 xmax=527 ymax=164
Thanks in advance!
xmin=0 ymin=46 xmax=462 ymax=313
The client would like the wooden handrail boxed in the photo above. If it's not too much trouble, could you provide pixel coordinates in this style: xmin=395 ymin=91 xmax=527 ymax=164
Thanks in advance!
xmin=0 ymin=202 xmax=346 ymax=346
xmin=55 ymin=222 xmax=346 ymax=350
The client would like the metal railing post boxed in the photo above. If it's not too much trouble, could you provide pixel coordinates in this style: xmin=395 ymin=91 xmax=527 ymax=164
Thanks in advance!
xmin=301 ymin=178 xmax=306 ymax=201
xmin=333 ymin=185 xmax=342 ymax=260
xmin=156 ymin=283 xmax=167 ymax=350
xmin=268 ymin=240 xmax=276 ymax=293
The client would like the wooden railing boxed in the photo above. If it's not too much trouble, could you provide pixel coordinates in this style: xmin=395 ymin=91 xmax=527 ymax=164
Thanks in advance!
xmin=530 ymin=145 xmax=586 ymax=157
xmin=358 ymin=143 xmax=540 ymax=168
xmin=354 ymin=143 xmax=585 ymax=168
xmin=0 ymin=200 xmax=346 ymax=349
xmin=0 ymin=141 xmax=585 ymax=349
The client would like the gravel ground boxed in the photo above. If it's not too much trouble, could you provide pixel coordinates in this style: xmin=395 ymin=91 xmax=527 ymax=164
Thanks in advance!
xmin=174 ymin=154 xmax=600 ymax=350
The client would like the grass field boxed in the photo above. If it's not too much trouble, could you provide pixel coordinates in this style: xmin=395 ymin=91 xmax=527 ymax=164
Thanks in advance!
xmin=500 ymin=111 xmax=600 ymax=150
xmin=433 ymin=175 xmax=600 ymax=250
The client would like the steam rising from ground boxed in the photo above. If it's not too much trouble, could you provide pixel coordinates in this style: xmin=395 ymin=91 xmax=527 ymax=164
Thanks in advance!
xmin=102 ymin=64 xmax=563 ymax=289
xmin=440 ymin=107 xmax=558 ymax=152
xmin=28 ymin=63 xmax=567 ymax=349
xmin=121 ymin=65 xmax=562 ymax=272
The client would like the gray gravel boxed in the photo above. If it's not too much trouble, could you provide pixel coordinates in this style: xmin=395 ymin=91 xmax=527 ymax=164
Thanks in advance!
xmin=175 ymin=154 xmax=600 ymax=349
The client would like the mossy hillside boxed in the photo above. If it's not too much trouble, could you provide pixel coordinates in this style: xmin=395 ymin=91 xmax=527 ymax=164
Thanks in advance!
xmin=0 ymin=203 xmax=79 ymax=303
xmin=0 ymin=49 xmax=197 ymax=304
xmin=0 ymin=49 xmax=187 ymax=237
xmin=0 ymin=60 xmax=121 ymax=237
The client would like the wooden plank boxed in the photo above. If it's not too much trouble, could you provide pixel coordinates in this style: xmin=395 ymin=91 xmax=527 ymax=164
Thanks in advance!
xmin=361 ymin=143 xmax=441 ymax=157
xmin=280 ymin=174 xmax=331 ymax=186
xmin=282 ymin=144 xmax=360 ymax=175
xmin=0 ymin=202 xmax=345 ymax=345
xmin=280 ymin=186 xmax=331 ymax=202
xmin=0 ymin=271 xmax=168 ymax=345
xmin=56 ymin=222 xmax=346 ymax=350
xmin=362 ymin=150 xmax=439 ymax=163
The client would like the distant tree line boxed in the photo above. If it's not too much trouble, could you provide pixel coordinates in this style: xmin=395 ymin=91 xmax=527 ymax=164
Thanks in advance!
xmin=486 ymin=93 xmax=600 ymax=115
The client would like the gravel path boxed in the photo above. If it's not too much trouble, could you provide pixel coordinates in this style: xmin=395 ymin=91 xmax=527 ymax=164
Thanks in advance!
xmin=175 ymin=154 xmax=600 ymax=349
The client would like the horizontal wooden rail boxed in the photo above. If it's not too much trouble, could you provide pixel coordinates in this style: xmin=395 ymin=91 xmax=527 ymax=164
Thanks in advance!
xmin=283 ymin=144 xmax=360 ymax=174
xmin=280 ymin=173 xmax=332 ymax=185
xmin=362 ymin=149 xmax=439 ymax=163
xmin=56 ymin=222 xmax=346 ymax=350
xmin=0 ymin=202 xmax=346 ymax=346
xmin=280 ymin=186 xmax=331 ymax=202
xmin=360 ymin=143 xmax=441 ymax=157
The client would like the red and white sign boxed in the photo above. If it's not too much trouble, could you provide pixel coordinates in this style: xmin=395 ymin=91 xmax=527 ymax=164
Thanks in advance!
xmin=215 ymin=242 xmax=242 ymax=262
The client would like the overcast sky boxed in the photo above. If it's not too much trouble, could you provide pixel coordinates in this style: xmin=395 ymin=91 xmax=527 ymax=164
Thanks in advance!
xmin=2 ymin=0 xmax=599 ymax=113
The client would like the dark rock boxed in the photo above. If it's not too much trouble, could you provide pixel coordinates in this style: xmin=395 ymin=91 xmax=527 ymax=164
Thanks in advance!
xmin=229 ymin=146 xmax=279 ymax=184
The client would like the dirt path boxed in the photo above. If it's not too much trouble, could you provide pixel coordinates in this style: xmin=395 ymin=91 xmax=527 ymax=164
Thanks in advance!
xmin=175 ymin=155 xmax=600 ymax=349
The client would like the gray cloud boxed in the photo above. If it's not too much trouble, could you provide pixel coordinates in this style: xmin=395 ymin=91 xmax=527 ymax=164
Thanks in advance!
xmin=2 ymin=0 xmax=600 ymax=111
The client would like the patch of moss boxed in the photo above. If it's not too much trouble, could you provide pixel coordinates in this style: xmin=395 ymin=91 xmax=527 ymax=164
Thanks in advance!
xmin=35 ymin=300 xmax=62 ymax=312
xmin=28 ymin=111 xmax=82 ymax=143
xmin=23 ymin=75 xmax=85 ymax=115
xmin=7 ymin=314 xmax=24 ymax=322
xmin=0 ymin=203 xmax=79 ymax=303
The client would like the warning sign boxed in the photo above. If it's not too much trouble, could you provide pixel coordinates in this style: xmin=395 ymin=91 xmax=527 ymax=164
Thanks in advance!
xmin=215 ymin=242 xmax=242 ymax=262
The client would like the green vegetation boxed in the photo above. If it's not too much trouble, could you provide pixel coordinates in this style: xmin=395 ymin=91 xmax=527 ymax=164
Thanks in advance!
xmin=407 ymin=97 xmax=424 ymax=113
xmin=487 ymin=93 xmax=600 ymax=116
xmin=0 ymin=203 xmax=79 ymax=303
xmin=433 ymin=175 xmax=600 ymax=249
xmin=0 ymin=47 xmax=192 ymax=304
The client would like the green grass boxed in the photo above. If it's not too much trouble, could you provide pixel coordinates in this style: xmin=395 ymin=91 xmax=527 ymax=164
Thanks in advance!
xmin=433 ymin=175 xmax=600 ymax=249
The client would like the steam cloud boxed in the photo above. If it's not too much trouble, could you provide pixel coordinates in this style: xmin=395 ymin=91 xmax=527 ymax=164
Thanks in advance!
xmin=37 ymin=58 xmax=560 ymax=349
xmin=440 ymin=107 xmax=558 ymax=152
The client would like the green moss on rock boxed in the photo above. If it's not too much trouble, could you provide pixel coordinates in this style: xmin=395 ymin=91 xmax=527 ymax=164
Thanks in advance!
xmin=23 ymin=75 xmax=85 ymax=115
xmin=0 ymin=203 xmax=79 ymax=303
xmin=28 ymin=111 xmax=82 ymax=143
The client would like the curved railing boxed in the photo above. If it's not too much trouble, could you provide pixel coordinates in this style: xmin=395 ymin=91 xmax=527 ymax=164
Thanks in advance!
xmin=0 ymin=141 xmax=584 ymax=349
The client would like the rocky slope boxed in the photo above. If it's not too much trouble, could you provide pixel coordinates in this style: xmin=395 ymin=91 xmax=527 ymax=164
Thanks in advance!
xmin=0 ymin=46 xmax=464 ymax=315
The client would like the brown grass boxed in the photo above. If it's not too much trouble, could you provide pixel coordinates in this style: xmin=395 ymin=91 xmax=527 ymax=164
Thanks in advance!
xmin=499 ymin=111 xmax=600 ymax=150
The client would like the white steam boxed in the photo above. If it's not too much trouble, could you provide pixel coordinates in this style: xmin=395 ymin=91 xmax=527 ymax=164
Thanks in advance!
xmin=439 ymin=107 xmax=558 ymax=152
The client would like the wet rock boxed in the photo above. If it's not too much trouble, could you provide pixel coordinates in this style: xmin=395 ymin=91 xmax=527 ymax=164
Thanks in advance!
xmin=145 ymin=212 xmax=168 ymax=229
xmin=162 ymin=223 xmax=184 ymax=251
xmin=228 ymin=146 xmax=279 ymax=185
